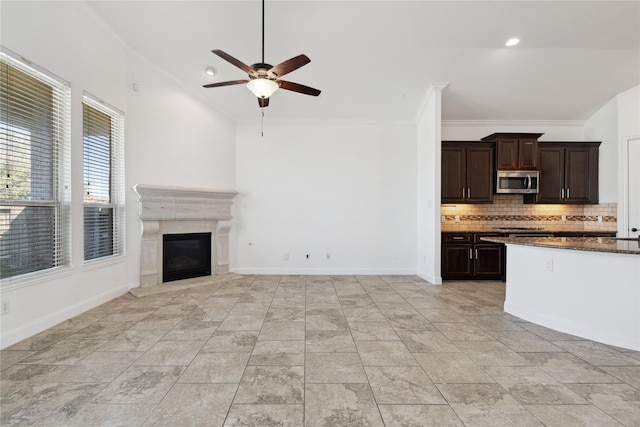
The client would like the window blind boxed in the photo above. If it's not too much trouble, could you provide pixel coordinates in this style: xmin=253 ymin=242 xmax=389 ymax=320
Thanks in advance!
xmin=82 ymin=95 xmax=124 ymax=261
xmin=0 ymin=50 xmax=71 ymax=281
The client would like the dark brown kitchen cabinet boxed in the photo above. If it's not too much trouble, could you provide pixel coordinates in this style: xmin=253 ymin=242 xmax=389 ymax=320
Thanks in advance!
xmin=481 ymin=133 xmax=542 ymax=171
xmin=441 ymin=233 xmax=474 ymax=279
xmin=441 ymin=233 xmax=505 ymax=280
xmin=525 ymin=142 xmax=599 ymax=204
xmin=442 ymin=142 xmax=494 ymax=203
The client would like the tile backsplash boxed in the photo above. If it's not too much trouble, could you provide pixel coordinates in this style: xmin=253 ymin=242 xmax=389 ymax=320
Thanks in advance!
xmin=441 ymin=194 xmax=616 ymax=233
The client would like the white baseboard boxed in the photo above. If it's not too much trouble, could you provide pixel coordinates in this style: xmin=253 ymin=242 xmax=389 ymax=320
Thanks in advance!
xmin=416 ymin=270 xmax=442 ymax=285
xmin=231 ymin=267 xmax=417 ymax=276
xmin=1 ymin=283 xmax=132 ymax=350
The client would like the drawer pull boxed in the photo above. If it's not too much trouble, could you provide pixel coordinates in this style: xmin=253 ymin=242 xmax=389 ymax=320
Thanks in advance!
xmin=452 ymin=237 xmax=465 ymax=240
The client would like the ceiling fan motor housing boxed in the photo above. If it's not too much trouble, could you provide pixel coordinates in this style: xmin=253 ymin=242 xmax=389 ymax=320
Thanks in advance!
xmin=250 ymin=63 xmax=277 ymax=80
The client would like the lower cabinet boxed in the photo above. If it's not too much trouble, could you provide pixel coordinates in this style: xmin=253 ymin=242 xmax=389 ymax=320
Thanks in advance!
xmin=442 ymin=233 xmax=505 ymax=280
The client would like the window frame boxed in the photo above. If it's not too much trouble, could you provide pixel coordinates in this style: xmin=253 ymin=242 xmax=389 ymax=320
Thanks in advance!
xmin=82 ymin=92 xmax=125 ymax=264
xmin=0 ymin=47 xmax=72 ymax=289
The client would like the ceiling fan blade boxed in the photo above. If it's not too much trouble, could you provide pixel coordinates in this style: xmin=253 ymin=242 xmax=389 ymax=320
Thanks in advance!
xmin=269 ymin=54 xmax=310 ymax=78
xmin=278 ymin=80 xmax=321 ymax=97
xmin=203 ymin=79 xmax=249 ymax=88
xmin=212 ymin=50 xmax=253 ymax=74
xmin=258 ymin=97 xmax=270 ymax=108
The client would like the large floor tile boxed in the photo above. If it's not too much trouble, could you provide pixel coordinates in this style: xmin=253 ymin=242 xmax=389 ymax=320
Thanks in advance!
xmin=484 ymin=366 xmax=588 ymax=405
xmin=305 ymin=383 xmax=384 ymax=427
xmin=3 ymin=275 xmax=639 ymax=427
xmin=248 ymin=340 xmax=304 ymax=366
xmin=364 ymin=366 xmax=446 ymax=404
xmin=143 ymin=383 xmax=236 ymax=426
xmin=525 ymin=404 xmax=625 ymax=427
xmin=355 ymin=340 xmax=417 ymax=366
xmin=224 ymin=404 xmax=304 ymax=426
xmin=93 ymin=365 xmax=184 ymax=404
xmin=234 ymin=365 xmax=304 ymax=403
xmin=305 ymin=330 xmax=357 ymax=353
xmin=438 ymin=383 xmax=543 ymax=427
xmin=414 ymin=352 xmax=495 ymax=384
xmin=305 ymin=352 xmax=368 ymax=383
xmin=378 ymin=404 xmax=464 ymax=427
xmin=178 ymin=352 xmax=250 ymax=383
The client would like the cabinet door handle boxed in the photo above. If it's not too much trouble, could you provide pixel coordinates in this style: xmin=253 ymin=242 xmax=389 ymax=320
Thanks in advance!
xmin=561 ymin=188 xmax=564 ymax=199
xmin=467 ymin=188 xmax=471 ymax=198
xmin=469 ymin=248 xmax=473 ymax=259
xmin=566 ymin=187 xmax=570 ymax=198
xmin=475 ymin=248 xmax=479 ymax=259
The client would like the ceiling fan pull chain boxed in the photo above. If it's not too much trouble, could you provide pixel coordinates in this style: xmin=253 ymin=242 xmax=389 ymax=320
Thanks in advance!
xmin=261 ymin=107 xmax=264 ymax=137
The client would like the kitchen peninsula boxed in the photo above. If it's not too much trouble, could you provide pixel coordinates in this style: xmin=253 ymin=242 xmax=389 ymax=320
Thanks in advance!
xmin=482 ymin=236 xmax=640 ymax=351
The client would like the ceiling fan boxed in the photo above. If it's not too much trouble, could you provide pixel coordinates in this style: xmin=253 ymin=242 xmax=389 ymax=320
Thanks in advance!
xmin=203 ymin=0 xmax=321 ymax=108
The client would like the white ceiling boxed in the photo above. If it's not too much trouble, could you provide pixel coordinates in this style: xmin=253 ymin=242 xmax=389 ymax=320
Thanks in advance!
xmin=83 ymin=0 xmax=640 ymax=123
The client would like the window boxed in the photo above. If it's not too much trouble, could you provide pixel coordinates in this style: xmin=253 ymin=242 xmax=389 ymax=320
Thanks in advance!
xmin=82 ymin=94 xmax=124 ymax=261
xmin=0 ymin=49 xmax=71 ymax=280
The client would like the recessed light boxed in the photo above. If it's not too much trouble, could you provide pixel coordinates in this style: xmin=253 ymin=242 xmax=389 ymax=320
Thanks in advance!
xmin=205 ymin=67 xmax=217 ymax=77
xmin=505 ymin=38 xmax=520 ymax=47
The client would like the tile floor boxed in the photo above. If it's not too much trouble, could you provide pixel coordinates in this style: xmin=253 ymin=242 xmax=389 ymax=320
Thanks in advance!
xmin=2 ymin=275 xmax=640 ymax=426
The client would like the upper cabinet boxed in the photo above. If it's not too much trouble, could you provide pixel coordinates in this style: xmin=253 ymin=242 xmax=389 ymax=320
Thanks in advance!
xmin=481 ymin=133 xmax=543 ymax=170
xmin=442 ymin=142 xmax=494 ymax=203
xmin=524 ymin=142 xmax=600 ymax=204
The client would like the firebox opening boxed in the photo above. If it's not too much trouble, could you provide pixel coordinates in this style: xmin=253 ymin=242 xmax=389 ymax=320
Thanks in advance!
xmin=162 ymin=232 xmax=212 ymax=283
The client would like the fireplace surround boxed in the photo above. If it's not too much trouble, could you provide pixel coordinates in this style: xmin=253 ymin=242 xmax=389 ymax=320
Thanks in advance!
xmin=133 ymin=185 xmax=238 ymax=287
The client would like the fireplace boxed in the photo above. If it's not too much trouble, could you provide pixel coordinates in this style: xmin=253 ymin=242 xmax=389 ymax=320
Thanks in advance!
xmin=133 ymin=185 xmax=238 ymax=288
xmin=163 ymin=233 xmax=212 ymax=283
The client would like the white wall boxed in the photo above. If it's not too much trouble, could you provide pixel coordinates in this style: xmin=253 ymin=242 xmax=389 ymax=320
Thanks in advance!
xmin=125 ymin=55 xmax=236 ymax=286
xmin=0 ymin=1 xmax=236 ymax=348
xmin=583 ymin=85 xmax=640 ymax=207
xmin=616 ymin=85 xmax=640 ymax=138
xmin=583 ymin=97 xmax=619 ymax=203
xmin=416 ymin=85 xmax=446 ymax=284
xmin=232 ymin=120 xmax=416 ymax=274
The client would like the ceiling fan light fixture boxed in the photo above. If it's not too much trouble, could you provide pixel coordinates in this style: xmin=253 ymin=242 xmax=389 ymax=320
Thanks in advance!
xmin=247 ymin=78 xmax=279 ymax=98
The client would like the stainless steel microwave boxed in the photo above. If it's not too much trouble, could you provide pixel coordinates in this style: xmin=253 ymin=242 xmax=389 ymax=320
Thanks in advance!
xmin=496 ymin=170 xmax=539 ymax=194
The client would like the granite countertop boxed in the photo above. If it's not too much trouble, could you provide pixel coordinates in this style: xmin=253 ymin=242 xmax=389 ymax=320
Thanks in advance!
xmin=442 ymin=229 xmax=617 ymax=235
xmin=480 ymin=236 xmax=640 ymax=255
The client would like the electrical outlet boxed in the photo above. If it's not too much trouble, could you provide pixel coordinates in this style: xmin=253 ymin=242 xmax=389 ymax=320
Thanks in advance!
xmin=543 ymin=258 xmax=554 ymax=272
xmin=1 ymin=299 xmax=10 ymax=315
xmin=598 ymin=216 xmax=603 ymax=222
xmin=283 ymin=253 xmax=289 ymax=261
xmin=454 ymin=215 xmax=460 ymax=223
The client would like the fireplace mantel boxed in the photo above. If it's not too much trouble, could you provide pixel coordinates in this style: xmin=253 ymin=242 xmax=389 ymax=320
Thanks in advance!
xmin=132 ymin=184 xmax=238 ymax=287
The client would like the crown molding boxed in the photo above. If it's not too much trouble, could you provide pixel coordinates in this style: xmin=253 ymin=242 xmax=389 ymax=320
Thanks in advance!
xmin=442 ymin=119 xmax=586 ymax=128
xmin=77 ymin=1 xmax=235 ymax=122
xmin=235 ymin=116 xmax=415 ymax=126
xmin=413 ymin=82 xmax=450 ymax=124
